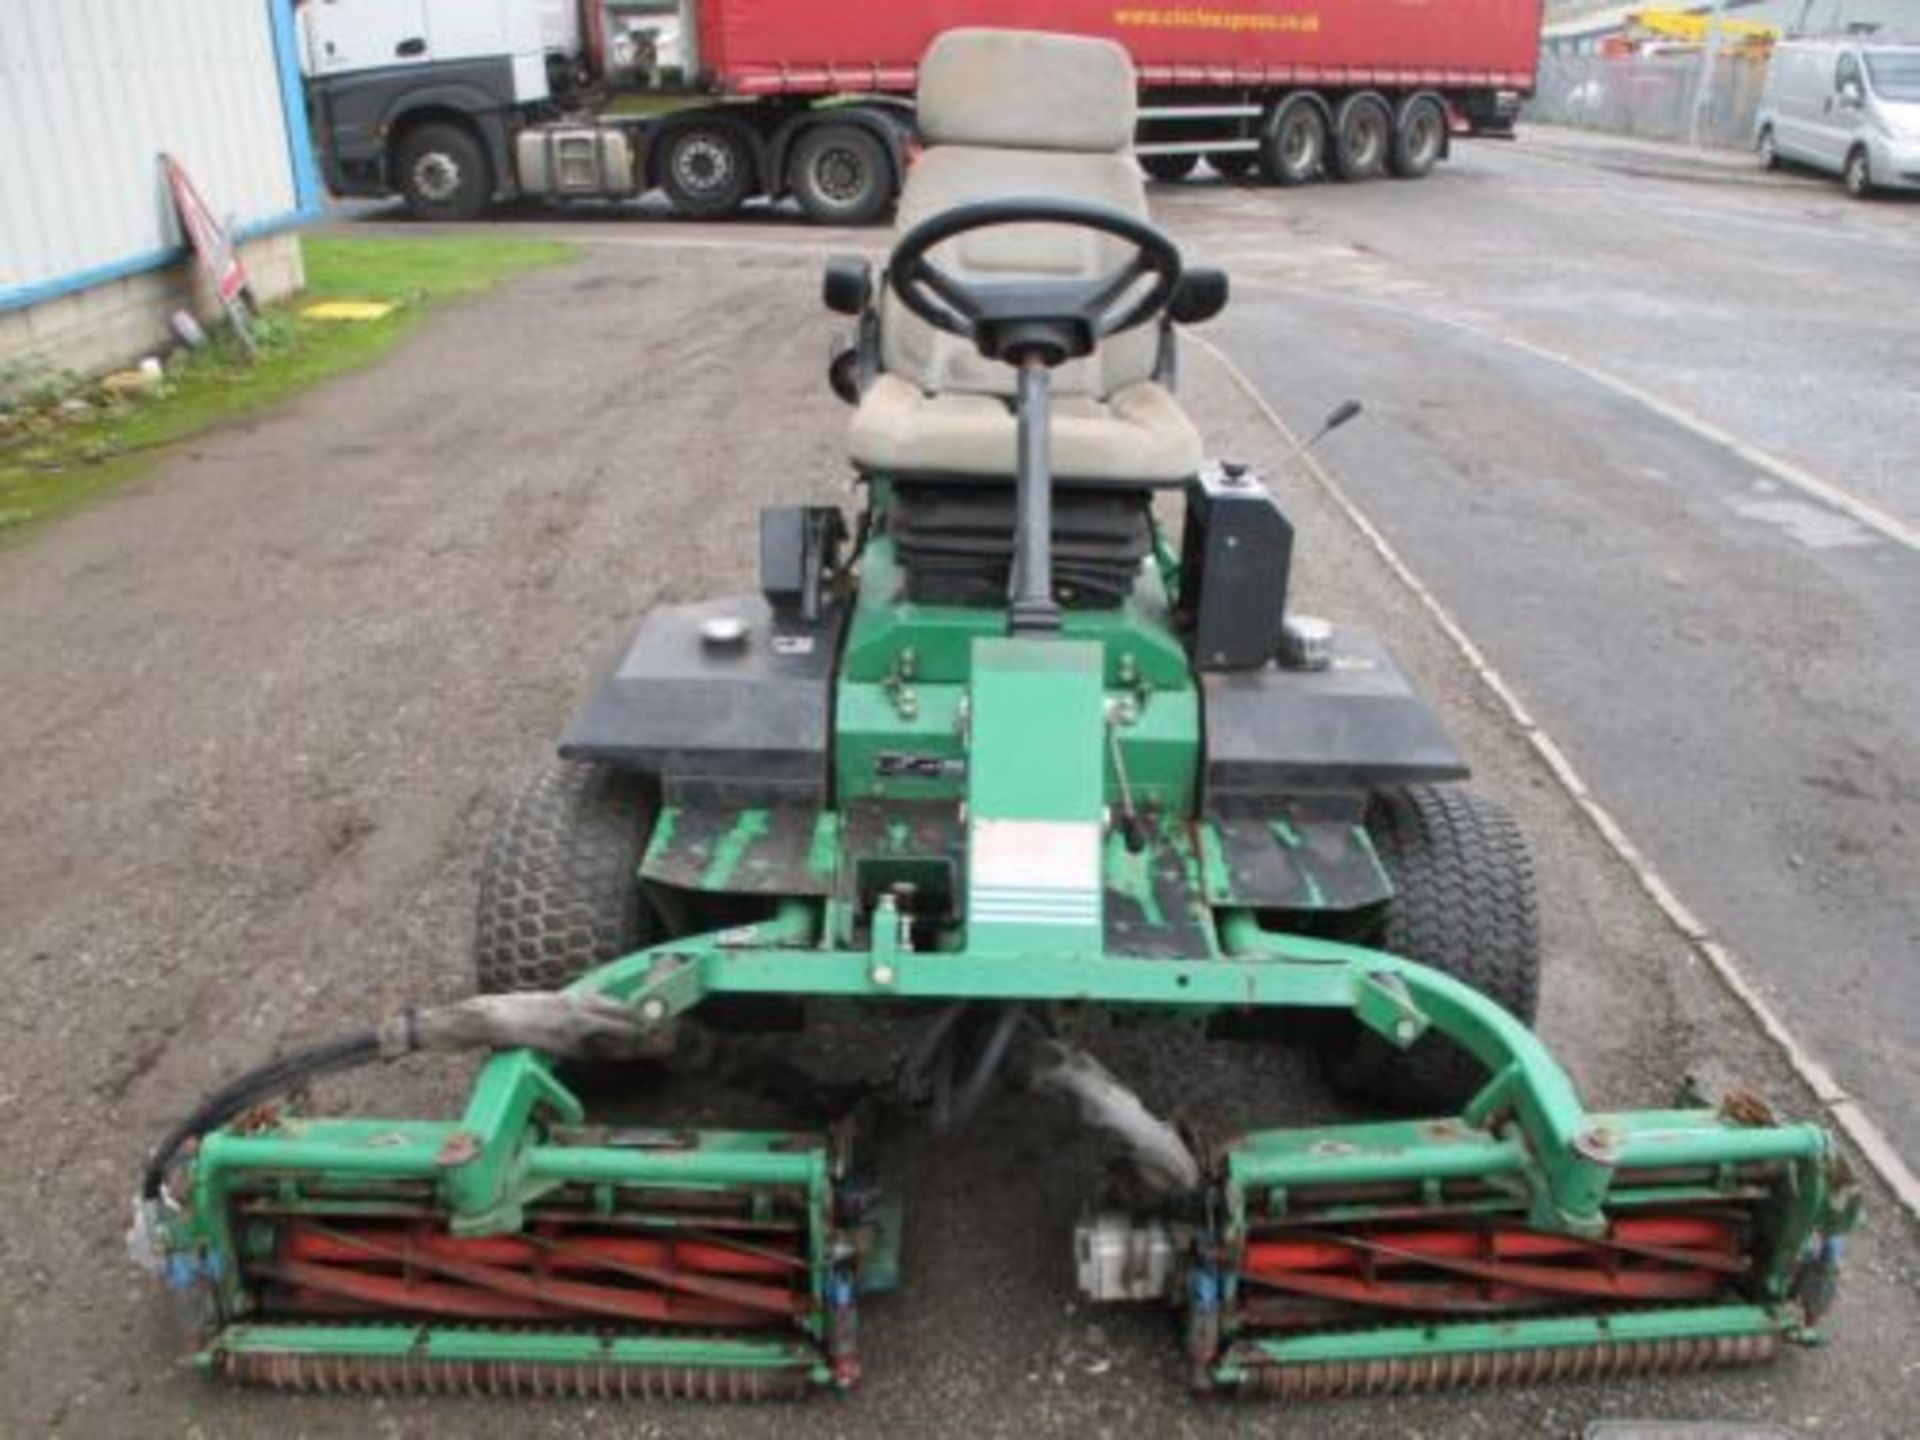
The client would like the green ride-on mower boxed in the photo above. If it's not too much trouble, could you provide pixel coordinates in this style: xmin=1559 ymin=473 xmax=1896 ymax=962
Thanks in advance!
xmin=132 ymin=29 xmax=1854 ymax=1406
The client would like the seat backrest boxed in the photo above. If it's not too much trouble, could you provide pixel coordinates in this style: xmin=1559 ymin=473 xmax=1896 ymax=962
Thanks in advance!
xmin=881 ymin=30 xmax=1156 ymax=401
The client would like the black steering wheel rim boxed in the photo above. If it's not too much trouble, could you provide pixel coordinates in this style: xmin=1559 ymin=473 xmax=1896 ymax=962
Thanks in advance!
xmin=886 ymin=196 xmax=1184 ymax=356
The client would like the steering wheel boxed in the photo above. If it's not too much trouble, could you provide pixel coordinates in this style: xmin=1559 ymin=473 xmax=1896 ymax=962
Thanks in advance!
xmin=886 ymin=197 xmax=1183 ymax=368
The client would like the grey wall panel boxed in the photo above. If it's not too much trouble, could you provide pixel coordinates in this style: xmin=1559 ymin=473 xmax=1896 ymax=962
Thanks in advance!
xmin=0 ymin=0 xmax=298 ymax=294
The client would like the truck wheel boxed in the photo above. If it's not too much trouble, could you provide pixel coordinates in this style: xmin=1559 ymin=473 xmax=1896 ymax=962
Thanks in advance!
xmin=474 ymin=757 xmax=663 ymax=993
xmin=790 ymin=123 xmax=894 ymax=225
xmin=1844 ymin=146 xmax=1874 ymax=198
xmin=659 ymin=121 xmax=754 ymax=218
xmin=1324 ymin=786 xmax=1541 ymax=1113
xmin=1138 ymin=152 xmax=1198 ymax=183
xmin=1330 ymin=92 xmax=1393 ymax=181
xmin=1208 ymin=151 xmax=1257 ymax=181
xmin=1260 ymin=96 xmax=1327 ymax=186
xmin=395 ymin=122 xmax=492 ymax=220
xmin=1389 ymin=94 xmax=1447 ymax=179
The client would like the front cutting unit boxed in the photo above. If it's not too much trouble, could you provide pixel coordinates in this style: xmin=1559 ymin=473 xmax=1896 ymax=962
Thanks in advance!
xmin=134 ymin=28 xmax=1855 ymax=1410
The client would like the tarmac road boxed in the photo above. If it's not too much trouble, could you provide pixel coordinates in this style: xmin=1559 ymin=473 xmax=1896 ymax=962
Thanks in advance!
xmin=0 ymin=143 xmax=1915 ymax=1436
xmin=1161 ymin=133 xmax=1920 ymax=1167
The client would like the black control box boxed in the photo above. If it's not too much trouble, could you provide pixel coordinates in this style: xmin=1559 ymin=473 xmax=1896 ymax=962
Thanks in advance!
xmin=1177 ymin=462 xmax=1293 ymax=671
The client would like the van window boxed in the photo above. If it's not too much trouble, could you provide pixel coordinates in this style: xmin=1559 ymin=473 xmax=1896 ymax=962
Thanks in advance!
xmin=1865 ymin=51 xmax=1920 ymax=102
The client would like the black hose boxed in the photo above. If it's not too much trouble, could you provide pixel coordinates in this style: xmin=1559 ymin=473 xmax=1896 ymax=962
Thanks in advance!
xmin=946 ymin=1004 xmax=1028 ymax=1130
xmin=139 ymin=1029 xmax=384 ymax=1201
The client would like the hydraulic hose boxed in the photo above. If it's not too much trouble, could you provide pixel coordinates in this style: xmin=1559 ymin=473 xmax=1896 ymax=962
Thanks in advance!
xmin=139 ymin=1028 xmax=382 ymax=1201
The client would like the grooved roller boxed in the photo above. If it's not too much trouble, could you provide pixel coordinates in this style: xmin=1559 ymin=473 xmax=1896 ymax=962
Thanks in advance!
xmin=1238 ymin=1331 xmax=1781 ymax=1400
xmin=215 ymin=1351 xmax=814 ymax=1401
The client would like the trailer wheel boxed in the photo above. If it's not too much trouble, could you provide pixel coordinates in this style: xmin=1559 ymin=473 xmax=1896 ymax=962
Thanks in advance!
xmin=1138 ymin=152 xmax=1199 ymax=183
xmin=474 ymin=757 xmax=663 ymax=993
xmin=1260 ymin=96 xmax=1327 ymax=186
xmin=1389 ymin=94 xmax=1447 ymax=179
xmin=1208 ymin=151 xmax=1258 ymax=181
xmin=1329 ymin=92 xmax=1393 ymax=181
xmin=790 ymin=123 xmax=894 ymax=225
xmin=395 ymin=122 xmax=491 ymax=220
xmin=658 ymin=121 xmax=754 ymax=218
xmin=1324 ymin=785 xmax=1541 ymax=1113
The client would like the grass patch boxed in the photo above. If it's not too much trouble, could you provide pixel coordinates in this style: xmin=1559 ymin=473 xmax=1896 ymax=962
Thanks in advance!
xmin=0 ymin=233 xmax=575 ymax=538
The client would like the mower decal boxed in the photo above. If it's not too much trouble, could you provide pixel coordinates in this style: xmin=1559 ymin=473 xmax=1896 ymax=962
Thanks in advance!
xmin=969 ymin=819 xmax=1102 ymax=926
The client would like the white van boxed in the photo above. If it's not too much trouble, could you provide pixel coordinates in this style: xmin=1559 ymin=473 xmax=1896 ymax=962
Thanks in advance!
xmin=1755 ymin=38 xmax=1920 ymax=196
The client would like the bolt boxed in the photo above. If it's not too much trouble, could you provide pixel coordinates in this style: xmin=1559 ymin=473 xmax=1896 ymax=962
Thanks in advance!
xmin=1395 ymin=1018 xmax=1419 ymax=1044
xmin=871 ymin=963 xmax=896 ymax=988
xmin=639 ymin=998 xmax=668 ymax=1024
xmin=1575 ymin=1125 xmax=1621 ymax=1164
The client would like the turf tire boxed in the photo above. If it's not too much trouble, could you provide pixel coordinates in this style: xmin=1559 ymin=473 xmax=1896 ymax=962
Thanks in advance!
xmin=1325 ymin=785 xmax=1541 ymax=1112
xmin=474 ymin=757 xmax=661 ymax=993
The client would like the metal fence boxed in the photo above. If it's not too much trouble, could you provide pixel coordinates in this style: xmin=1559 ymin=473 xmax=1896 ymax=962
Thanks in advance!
xmin=1527 ymin=53 xmax=1774 ymax=150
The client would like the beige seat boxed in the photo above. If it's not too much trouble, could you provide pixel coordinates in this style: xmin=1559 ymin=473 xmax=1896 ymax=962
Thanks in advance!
xmin=847 ymin=30 xmax=1204 ymax=486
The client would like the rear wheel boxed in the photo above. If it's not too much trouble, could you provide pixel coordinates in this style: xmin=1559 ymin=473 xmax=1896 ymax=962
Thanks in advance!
xmin=474 ymin=757 xmax=662 ymax=994
xmin=1261 ymin=96 xmax=1327 ymax=186
xmin=658 ymin=120 xmax=754 ymax=218
xmin=1138 ymin=152 xmax=1199 ymax=183
xmin=1324 ymin=785 xmax=1541 ymax=1112
xmin=1389 ymin=94 xmax=1447 ymax=179
xmin=1844 ymin=146 xmax=1874 ymax=198
xmin=1208 ymin=150 xmax=1258 ymax=181
xmin=395 ymin=122 xmax=491 ymax=220
xmin=1330 ymin=92 xmax=1393 ymax=181
xmin=790 ymin=123 xmax=894 ymax=225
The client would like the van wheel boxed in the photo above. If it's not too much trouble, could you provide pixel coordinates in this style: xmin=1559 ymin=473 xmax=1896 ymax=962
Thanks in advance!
xmin=1757 ymin=125 xmax=1779 ymax=171
xmin=1844 ymin=147 xmax=1874 ymax=198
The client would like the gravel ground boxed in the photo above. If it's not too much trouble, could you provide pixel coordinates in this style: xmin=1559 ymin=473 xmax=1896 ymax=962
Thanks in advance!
xmin=0 ymin=239 xmax=1913 ymax=1437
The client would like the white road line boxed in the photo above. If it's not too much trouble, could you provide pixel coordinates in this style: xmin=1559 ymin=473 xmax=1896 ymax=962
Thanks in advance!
xmin=1190 ymin=329 xmax=1920 ymax=1219
xmin=1229 ymin=276 xmax=1919 ymax=552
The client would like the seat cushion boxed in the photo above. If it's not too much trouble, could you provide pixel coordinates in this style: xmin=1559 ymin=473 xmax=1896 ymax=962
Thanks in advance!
xmin=848 ymin=373 xmax=1202 ymax=484
xmin=918 ymin=29 xmax=1136 ymax=153
xmin=879 ymin=146 xmax=1160 ymax=402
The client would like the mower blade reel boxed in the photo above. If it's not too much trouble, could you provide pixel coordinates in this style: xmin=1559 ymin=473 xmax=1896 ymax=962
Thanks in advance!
xmin=1199 ymin=1109 xmax=1854 ymax=1397
xmin=166 ymin=1114 xmax=857 ymax=1398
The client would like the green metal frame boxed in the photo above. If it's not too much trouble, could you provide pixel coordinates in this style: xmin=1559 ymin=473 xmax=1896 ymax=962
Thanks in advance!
xmin=154 ymin=504 xmax=1856 ymax=1395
